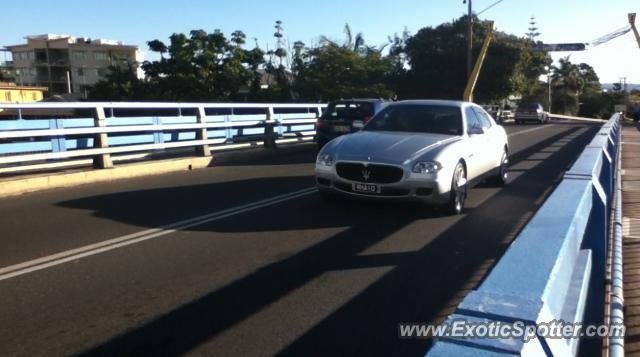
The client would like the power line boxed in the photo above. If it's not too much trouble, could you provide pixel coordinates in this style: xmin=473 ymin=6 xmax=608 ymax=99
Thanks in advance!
xmin=477 ymin=0 xmax=506 ymax=16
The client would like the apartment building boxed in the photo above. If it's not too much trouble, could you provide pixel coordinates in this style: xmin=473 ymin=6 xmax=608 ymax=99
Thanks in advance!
xmin=5 ymin=34 xmax=142 ymax=97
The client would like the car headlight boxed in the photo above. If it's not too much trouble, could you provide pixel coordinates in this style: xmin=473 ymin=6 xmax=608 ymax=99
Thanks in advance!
xmin=412 ymin=161 xmax=442 ymax=174
xmin=316 ymin=153 xmax=334 ymax=166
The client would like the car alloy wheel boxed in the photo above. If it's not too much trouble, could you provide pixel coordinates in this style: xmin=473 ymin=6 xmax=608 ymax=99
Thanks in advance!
xmin=448 ymin=163 xmax=467 ymax=215
xmin=498 ymin=151 xmax=508 ymax=184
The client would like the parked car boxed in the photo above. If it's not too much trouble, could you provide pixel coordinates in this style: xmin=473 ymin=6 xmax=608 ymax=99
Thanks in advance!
xmin=483 ymin=105 xmax=501 ymax=122
xmin=315 ymin=99 xmax=388 ymax=148
xmin=500 ymin=109 xmax=514 ymax=122
xmin=315 ymin=100 xmax=509 ymax=215
xmin=515 ymin=103 xmax=548 ymax=124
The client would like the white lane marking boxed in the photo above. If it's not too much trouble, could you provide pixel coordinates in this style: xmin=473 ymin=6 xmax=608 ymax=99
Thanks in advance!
xmin=0 ymin=187 xmax=317 ymax=281
xmin=508 ymin=124 xmax=556 ymax=138
xmin=0 ymin=124 xmax=567 ymax=281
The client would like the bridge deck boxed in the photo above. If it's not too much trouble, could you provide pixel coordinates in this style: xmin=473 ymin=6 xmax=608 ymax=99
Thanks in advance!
xmin=622 ymin=125 xmax=640 ymax=354
xmin=0 ymin=122 xmax=601 ymax=356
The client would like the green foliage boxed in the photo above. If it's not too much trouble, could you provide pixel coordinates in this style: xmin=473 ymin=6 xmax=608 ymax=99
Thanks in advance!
xmin=87 ymin=65 xmax=147 ymax=101
xmin=402 ymin=16 xmax=523 ymax=102
xmin=294 ymin=42 xmax=395 ymax=101
xmin=87 ymin=15 xmax=606 ymax=114
xmin=89 ymin=29 xmax=265 ymax=101
xmin=291 ymin=24 xmax=395 ymax=101
xmin=551 ymin=57 xmax=602 ymax=116
xmin=512 ymin=45 xmax=552 ymax=102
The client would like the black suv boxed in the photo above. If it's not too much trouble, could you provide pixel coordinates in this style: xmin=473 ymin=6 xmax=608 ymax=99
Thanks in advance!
xmin=315 ymin=99 xmax=388 ymax=148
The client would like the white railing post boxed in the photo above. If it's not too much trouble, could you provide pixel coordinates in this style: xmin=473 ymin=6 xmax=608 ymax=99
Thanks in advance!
xmin=195 ymin=106 xmax=211 ymax=157
xmin=92 ymin=106 xmax=113 ymax=169
xmin=264 ymin=106 xmax=277 ymax=148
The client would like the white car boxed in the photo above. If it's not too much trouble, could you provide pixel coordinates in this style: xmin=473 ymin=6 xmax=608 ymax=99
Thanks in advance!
xmin=315 ymin=100 xmax=509 ymax=214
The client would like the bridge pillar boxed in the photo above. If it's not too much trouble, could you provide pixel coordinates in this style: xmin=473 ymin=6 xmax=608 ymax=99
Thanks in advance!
xmin=195 ymin=106 xmax=211 ymax=157
xmin=92 ymin=106 xmax=113 ymax=169
xmin=264 ymin=106 xmax=277 ymax=149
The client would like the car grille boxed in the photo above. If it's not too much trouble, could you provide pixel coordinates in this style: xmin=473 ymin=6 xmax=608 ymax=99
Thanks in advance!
xmin=335 ymin=162 xmax=404 ymax=184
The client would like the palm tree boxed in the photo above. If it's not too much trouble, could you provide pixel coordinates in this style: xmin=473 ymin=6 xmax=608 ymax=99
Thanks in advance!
xmin=320 ymin=24 xmax=388 ymax=55
xmin=551 ymin=57 xmax=585 ymax=114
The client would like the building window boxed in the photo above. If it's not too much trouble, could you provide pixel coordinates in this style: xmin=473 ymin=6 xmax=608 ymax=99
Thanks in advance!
xmin=97 ymin=68 xmax=108 ymax=77
xmin=5 ymin=92 xmax=11 ymax=102
xmin=94 ymin=51 xmax=108 ymax=61
xmin=32 ymin=92 xmax=37 ymax=101
xmin=71 ymin=51 xmax=88 ymax=61
xmin=76 ymin=68 xmax=84 ymax=76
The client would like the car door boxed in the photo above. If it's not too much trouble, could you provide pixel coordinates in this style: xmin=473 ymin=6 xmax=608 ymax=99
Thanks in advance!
xmin=463 ymin=107 xmax=488 ymax=180
xmin=473 ymin=107 xmax=502 ymax=171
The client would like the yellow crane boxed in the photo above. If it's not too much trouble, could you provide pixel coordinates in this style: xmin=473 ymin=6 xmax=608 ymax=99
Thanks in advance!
xmin=463 ymin=21 xmax=495 ymax=102
xmin=630 ymin=13 xmax=640 ymax=49
xmin=464 ymin=14 xmax=640 ymax=102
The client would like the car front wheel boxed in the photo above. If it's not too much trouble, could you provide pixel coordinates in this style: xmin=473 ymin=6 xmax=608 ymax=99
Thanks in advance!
xmin=446 ymin=162 xmax=468 ymax=215
xmin=490 ymin=150 xmax=509 ymax=186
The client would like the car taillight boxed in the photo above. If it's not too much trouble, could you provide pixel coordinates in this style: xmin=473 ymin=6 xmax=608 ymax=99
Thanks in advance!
xmin=363 ymin=116 xmax=373 ymax=123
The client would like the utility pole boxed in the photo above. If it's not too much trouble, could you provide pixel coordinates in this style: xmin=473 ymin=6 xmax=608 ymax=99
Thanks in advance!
xmin=621 ymin=77 xmax=629 ymax=107
xmin=66 ymin=71 xmax=71 ymax=94
xmin=464 ymin=0 xmax=473 ymax=80
xmin=548 ymin=75 xmax=552 ymax=113
xmin=546 ymin=66 xmax=552 ymax=113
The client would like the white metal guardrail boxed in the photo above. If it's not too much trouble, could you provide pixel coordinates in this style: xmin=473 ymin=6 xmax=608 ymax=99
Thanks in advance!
xmin=429 ymin=114 xmax=622 ymax=356
xmin=0 ymin=102 xmax=326 ymax=173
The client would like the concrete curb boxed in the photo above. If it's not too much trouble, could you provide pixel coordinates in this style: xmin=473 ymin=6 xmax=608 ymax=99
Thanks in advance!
xmin=0 ymin=156 xmax=214 ymax=197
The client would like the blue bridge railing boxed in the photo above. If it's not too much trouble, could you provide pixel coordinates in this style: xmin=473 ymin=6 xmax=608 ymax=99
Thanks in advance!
xmin=428 ymin=113 xmax=623 ymax=356
xmin=0 ymin=102 xmax=325 ymax=174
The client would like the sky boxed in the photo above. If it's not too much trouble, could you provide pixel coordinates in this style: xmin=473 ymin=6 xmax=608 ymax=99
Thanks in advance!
xmin=1 ymin=0 xmax=638 ymax=84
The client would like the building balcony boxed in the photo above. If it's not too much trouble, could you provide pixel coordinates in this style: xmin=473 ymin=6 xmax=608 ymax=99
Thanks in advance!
xmin=35 ymin=59 xmax=70 ymax=66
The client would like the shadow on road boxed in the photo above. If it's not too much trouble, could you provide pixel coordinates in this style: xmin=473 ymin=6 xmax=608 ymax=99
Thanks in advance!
xmin=62 ymin=125 xmax=598 ymax=356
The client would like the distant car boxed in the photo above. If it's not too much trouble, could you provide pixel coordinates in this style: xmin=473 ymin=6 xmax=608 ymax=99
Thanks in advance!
xmin=483 ymin=105 xmax=501 ymax=121
xmin=315 ymin=100 xmax=509 ymax=215
xmin=515 ymin=103 xmax=548 ymax=124
xmin=501 ymin=109 xmax=514 ymax=121
xmin=315 ymin=99 xmax=388 ymax=148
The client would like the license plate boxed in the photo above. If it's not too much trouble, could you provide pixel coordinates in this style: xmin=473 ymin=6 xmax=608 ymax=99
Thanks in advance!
xmin=333 ymin=125 xmax=350 ymax=133
xmin=352 ymin=183 xmax=380 ymax=194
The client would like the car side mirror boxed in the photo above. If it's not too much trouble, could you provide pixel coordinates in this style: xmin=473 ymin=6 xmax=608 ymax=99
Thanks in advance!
xmin=468 ymin=127 xmax=485 ymax=135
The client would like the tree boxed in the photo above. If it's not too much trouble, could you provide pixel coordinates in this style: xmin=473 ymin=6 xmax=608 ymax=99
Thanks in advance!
xmin=87 ymin=64 xmax=147 ymax=101
xmin=549 ymin=57 xmax=605 ymax=116
xmin=293 ymin=25 xmax=395 ymax=101
xmin=402 ymin=15 xmax=523 ymax=102
xmin=512 ymin=44 xmax=552 ymax=102
xmin=115 ymin=29 xmax=266 ymax=101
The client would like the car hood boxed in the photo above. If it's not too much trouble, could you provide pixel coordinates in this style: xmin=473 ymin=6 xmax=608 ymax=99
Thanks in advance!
xmin=333 ymin=131 xmax=459 ymax=165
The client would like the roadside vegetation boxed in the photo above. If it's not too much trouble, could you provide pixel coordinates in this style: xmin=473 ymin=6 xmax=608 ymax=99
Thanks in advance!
xmin=88 ymin=15 xmax=621 ymax=118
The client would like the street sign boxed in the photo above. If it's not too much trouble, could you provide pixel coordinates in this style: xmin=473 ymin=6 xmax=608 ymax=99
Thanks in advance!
xmin=535 ymin=43 xmax=587 ymax=52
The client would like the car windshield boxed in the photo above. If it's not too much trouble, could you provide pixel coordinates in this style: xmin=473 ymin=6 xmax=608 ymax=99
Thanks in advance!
xmin=323 ymin=102 xmax=374 ymax=120
xmin=363 ymin=104 xmax=463 ymax=135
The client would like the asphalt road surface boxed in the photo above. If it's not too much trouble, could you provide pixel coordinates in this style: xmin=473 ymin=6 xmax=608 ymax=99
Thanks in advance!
xmin=0 ymin=122 xmax=600 ymax=356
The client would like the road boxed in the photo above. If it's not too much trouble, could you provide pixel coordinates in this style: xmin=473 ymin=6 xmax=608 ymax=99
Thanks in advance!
xmin=0 ymin=122 xmax=599 ymax=356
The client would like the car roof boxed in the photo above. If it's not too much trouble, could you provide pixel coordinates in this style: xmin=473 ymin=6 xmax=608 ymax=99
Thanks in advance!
xmin=388 ymin=99 xmax=470 ymax=108
xmin=332 ymin=98 xmax=388 ymax=103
